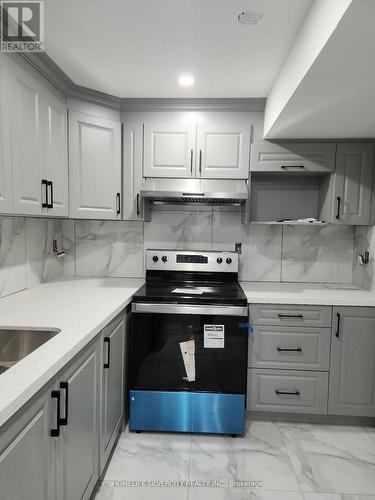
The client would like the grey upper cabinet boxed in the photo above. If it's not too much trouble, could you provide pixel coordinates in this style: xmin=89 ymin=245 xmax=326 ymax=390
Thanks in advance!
xmin=56 ymin=340 xmax=100 ymax=500
xmin=0 ymin=381 xmax=55 ymax=500
xmin=321 ymin=143 xmax=374 ymax=225
xmin=100 ymin=315 xmax=125 ymax=473
xmin=329 ymin=307 xmax=375 ymax=417
xmin=0 ymin=55 xmax=13 ymax=213
xmin=250 ymin=142 xmax=336 ymax=172
xmin=122 ymin=122 xmax=143 ymax=220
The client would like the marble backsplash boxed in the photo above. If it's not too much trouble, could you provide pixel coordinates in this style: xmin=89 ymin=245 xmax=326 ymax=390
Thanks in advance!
xmin=62 ymin=209 xmax=359 ymax=285
xmin=0 ymin=216 xmax=64 ymax=298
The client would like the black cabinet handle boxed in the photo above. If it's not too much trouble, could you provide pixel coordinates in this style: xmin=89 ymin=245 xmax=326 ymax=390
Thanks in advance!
xmin=336 ymin=312 xmax=341 ymax=338
xmin=275 ymin=389 xmax=301 ymax=396
xmin=116 ymin=193 xmax=121 ymax=215
xmin=281 ymin=165 xmax=305 ymax=170
xmin=190 ymin=149 xmax=193 ymax=175
xmin=277 ymin=313 xmax=303 ymax=319
xmin=104 ymin=337 xmax=111 ymax=369
xmin=50 ymin=390 xmax=61 ymax=437
xmin=336 ymin=196 xmax=341 ymax=219
xmin=42 ymin=179 xmax=49 ymax=208
xmin=277 ymin=347 xmax=303 ymax=353
xmin=136 ymin=193 xmax=140 ymax=215
xmin=199 ymin=149 xmax=202 ymax=175
xmin=47 ymin=181 xmax=53 ymax=209
xmin=59 ymin=381 xmax=69 ymax=426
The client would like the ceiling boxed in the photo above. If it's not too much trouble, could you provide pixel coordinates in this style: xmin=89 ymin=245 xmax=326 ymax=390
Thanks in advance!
xmin=44 ymin=0 xmax=312 ymax=98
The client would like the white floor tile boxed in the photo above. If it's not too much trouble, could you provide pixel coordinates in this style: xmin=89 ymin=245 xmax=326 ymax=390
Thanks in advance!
xmin=189 ymin=421 xmax=300 ymax=491
xmin=278 ymin=423 xmax=375 ymax=494
xmin=303 ymin=493 xmax=375 ymax=500
xmin=95 ymin=480 xmax=188 ymax=499
xmin=188 ymin=488 xmax=304 ymax=499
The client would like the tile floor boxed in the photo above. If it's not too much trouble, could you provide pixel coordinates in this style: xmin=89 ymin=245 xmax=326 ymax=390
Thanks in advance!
xmin=94 ymin=420 xmax=375 ymax=500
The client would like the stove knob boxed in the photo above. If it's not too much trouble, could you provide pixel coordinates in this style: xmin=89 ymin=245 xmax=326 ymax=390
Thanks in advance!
xmin=162 ymin=255 xmax=168 ymax=263
xmin=217 ymin=257 xmax=223 ymax=264
xmin=226 ymin=257 xmax=232 ymax=264
xmin=152 ymin=255 xmax=159 ymax=262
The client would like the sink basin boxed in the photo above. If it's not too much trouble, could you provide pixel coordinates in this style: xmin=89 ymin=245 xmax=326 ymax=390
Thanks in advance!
xmin=0 ymin=328 xmax=60 ymax=373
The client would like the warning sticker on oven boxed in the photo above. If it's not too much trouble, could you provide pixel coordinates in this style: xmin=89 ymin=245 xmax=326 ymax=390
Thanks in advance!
xmin=204 ymin=325 xmax=225 ymax=348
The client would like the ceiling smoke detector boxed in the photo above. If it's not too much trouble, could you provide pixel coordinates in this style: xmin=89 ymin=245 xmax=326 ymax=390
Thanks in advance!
xmin=238 ymin=10 xmax=263 ymax=25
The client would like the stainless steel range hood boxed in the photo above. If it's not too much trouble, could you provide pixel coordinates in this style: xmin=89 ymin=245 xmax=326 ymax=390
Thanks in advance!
xmin=140 ymin=178 xmax=250 ymax=223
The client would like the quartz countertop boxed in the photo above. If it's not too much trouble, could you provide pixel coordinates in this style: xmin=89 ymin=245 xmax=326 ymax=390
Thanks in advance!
xmin=0 ymin=277 xmax=143 ymax=428
xmin=240 ymin=282 xmax=375 ymax=307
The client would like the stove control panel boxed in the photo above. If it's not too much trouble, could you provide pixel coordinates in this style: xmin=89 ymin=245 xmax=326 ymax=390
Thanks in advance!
xmin=146 ymin=250 xmax=238 ymax=273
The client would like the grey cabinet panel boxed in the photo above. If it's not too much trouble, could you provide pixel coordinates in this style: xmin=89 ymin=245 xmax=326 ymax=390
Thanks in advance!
xmin=122 ymin=123 xmax=143 ymax=220
xmin=249 ymin=304 xmax=332 ymax=328
xmin=0 ymin=385 xmax=55 ymax=500
xmin=57 ymin=341 xmax=99 ymax=500
xmin=100 ymin=315 xmax=125 ymax=473
xmin=247 ymin=369 xmax=328 ymax=414
xmin=248 ymin=326 xmax=331 ymax=371
xmin=329 ymin=307 xmax=375 ymax=417
xmin=250 ymin=142 xmax=336 ymax=172
xmin=321 ymin=143 xmax=374 ymax=225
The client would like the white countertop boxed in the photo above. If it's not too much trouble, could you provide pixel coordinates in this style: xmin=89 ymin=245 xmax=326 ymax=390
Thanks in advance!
xmin=0 ymin=277 xmax=143 ymax=428
xmin=240 ymin=282 xmax=375 ymax=306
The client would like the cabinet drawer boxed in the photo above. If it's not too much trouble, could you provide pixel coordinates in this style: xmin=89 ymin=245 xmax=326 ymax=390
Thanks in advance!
xmin=247 ymin=369 xmax=328 ymax=414
xmin=248 ymin=326 xmax=330 ymax=370
xmin=250 ymin=142 xmax=336 ymax=172
xmin=249 ymin=304 xmax=332 ymax=327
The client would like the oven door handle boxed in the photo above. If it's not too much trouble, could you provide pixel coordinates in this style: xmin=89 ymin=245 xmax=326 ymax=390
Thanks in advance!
xmin=131 ymin=302 xmax=248 ymax=317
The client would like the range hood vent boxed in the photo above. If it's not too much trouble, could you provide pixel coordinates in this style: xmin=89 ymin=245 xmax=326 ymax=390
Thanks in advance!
xmin=140 ymin=179 xmax=250 ymax=223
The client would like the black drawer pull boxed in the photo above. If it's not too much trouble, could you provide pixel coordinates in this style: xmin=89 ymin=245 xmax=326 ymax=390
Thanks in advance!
xmin=136 ymin=193 xmax=140 ymax=215
xmin=277 ymin=347 xmax=303 ymax=353
xmin=50 ymin=390 xmax=61 ymax=437
xmin=281 ymin=165 xmax=305 ymax=170
xmin=277 ymin=313 xmax=303 ymax=319
xmin=116 ymin=193 xmax=121 ymax=215
xmin=47 ymin=181 xmax=53 ymax=209
xmin=42 ymin=179 xmax=49 ymax=208
xmin=59 ymin=381 xmax=69 ymax=426
xmin=336 ymin=312 xmax=341 ymax=338
xmin=336 ymin=196 xmax=341 ymax=219
xmin=104 ymin=337 xmax=111 ymax=369
xmin=275 ymin=389 xmax=301 ymax=396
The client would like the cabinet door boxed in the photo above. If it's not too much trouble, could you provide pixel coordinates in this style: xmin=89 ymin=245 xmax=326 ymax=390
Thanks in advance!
xmin=0 ymin=386 xmax=55 ymax=500
xmin=143 ymin=122 xmax=196 ymax=178
xmin=11 ymin=62 xmax=44 ymax=215
xmin=250 ymin=142 xmax=336 ymax=173
xmin=69 ymin=111 xmax=121 ymax=219
xmin=57 ymin=342 xmax=99 ymax=500
xmin=0 ymin=55 xmax=13 ymax=213
xmin=333 ymin=143 xmax=373 ymax=225
xmin=100 ymin=316 xmax=125 ymax=472
xmin=43 ymin=90 xmax=68 ymax=216
xmin=196 ymin=123 xmax=250 ymax=179
xmin=123 ymin=122 xmax=143 ymax=220
xmin=329 ymin=307 xmax=375 ymax=416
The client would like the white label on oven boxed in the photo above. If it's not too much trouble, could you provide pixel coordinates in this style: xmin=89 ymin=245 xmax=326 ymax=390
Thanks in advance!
xmin=204 ymin=325 xmax=224 ymax=348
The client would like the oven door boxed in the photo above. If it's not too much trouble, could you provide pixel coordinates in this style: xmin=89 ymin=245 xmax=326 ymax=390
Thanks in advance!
xmin=130 ymin=303 xmax=248 ymax=394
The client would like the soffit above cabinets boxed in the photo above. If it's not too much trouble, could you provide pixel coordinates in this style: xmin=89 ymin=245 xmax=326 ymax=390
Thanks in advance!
xmin=44 ymin=0 xmax=312 ymax=98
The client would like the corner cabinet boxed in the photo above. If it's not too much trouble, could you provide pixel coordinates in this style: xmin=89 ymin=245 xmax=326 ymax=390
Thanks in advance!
xmin=122 ymin=122 xmax=144 ymax=220
xmin=0 ymin=55 xmax=13 ymax=213
xmin=329 ymin=307 xmax=375 ymax=417
xmin=143 ymin=121 xmax=251 ymax=179
xmin=68 ymin=111 xmax=121 ymax=219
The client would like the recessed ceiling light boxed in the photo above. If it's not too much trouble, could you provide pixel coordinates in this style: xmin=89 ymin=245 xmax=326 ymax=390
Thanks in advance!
xmin=178 ymin=74 xmax=194 ymax=87
xmin=238 ymin=10 xmax=263 ymax=25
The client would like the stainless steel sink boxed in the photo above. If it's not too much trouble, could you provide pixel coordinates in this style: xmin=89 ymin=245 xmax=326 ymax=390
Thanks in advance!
xmin=0 ymin=328 xmax=60 ymax=374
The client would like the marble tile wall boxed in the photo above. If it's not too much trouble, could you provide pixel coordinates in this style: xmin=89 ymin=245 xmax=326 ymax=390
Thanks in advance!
xmin=63 ymin=209 xmax=357 ymax=284
xmin=0 ymin=216 xmax=64 ymax=298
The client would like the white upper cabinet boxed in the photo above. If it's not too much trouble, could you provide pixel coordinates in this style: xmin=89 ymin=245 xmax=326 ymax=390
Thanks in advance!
xmin=11 ymin=63 xmax=45 ymax=215
xmin=196 ymin=123 xmax=250 ymax=179
xmin=250 ymin=142 xmax=336 ymax=172
xmin=143 ymin=122 xmax=196 ymax=178
xmin=43 ymin=90 xmax=69 ymax=216
xmin=332 ymin=143 xmax=373 ymax=225
xmin=0 ymin=56 xmax=12 ymax=213
xmin=123 ymin=122 xmax=143 ymax=220
xmin=69 ymin=111 xmax=121 ymax=219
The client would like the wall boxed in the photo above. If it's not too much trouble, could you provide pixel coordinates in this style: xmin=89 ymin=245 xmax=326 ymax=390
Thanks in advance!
xmin=0 ymin=216 xmax=64 ymax=298
xmin=62 ymin=206 xmax=358 ymax=285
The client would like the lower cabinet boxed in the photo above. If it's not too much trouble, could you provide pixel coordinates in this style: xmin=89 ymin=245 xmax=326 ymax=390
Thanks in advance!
xmin=329 ymin=307 xmax=375 ymax=417
xmin=0 ymin=311 xmax=127 ymax=500
xmin=100 ymin=314 xmax=125 ymax=472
